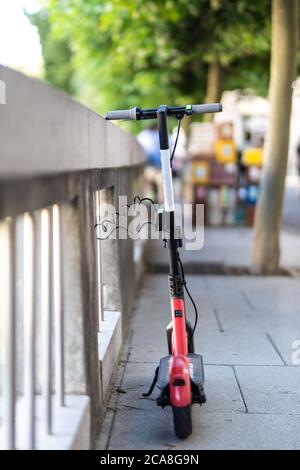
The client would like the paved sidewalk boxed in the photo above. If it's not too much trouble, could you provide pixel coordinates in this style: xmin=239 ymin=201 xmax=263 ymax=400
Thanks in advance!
xmin=283 ymin=180 xmax=300 ymax=233
xmin=147 ymin=227 xmax=300 ymax=271
xmin=97 ymin=274 xmax=300 ymax=450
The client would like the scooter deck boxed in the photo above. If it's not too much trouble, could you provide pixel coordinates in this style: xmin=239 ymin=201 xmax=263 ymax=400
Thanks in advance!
xmin=157 ymin=353 xmax=205 ymax=389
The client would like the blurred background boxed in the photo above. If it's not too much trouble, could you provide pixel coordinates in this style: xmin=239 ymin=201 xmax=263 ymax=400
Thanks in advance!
xmin=1 ymin=0 xmax=299 ymax=272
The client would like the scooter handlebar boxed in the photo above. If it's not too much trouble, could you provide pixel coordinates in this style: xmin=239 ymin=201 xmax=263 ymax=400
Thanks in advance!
xmin=105 ymin=103 xmax=222 ymax=121
xmin=191 ymin=103 xmax=222 ymax=114
xmin=105 ymin=107 xmax=138 ymax=120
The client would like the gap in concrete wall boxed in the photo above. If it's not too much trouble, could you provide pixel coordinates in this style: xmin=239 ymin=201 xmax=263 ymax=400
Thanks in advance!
xmin=98 ymin=186 xmax=122 ymax=314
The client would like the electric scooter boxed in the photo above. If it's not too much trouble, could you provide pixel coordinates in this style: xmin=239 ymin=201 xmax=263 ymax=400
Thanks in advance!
xmin=105 ymin=103 xmax=222 ymax=439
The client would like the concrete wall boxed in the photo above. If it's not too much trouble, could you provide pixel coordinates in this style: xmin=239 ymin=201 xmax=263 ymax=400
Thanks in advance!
xmin=0 ymin=66 xmax=146 ymax=448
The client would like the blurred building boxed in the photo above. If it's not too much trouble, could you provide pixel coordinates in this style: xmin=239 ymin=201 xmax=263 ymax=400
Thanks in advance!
xmin=183 ymin=85 xmax=300 ymax=228
xmin=217 ymin=87 xmax=300 ymax=178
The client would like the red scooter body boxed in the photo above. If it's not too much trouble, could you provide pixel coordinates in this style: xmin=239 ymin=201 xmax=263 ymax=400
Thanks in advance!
xmin=169 ymin=298 xmax=192 ymax=408
xmin=169 ymin=355 xmax=191 ymax=407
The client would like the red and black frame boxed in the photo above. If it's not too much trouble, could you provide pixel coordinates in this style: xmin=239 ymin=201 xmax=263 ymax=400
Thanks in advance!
xmin=105 ymin=102 xmax=222 ymax=438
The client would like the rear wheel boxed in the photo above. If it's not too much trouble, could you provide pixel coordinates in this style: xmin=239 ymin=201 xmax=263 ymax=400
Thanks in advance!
xmin=172 ymin=405 xmax=192 ymax=439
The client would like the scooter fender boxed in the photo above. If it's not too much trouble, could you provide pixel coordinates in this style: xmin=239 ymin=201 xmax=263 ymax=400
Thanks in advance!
xmin=169 ymin=355 xmax=191 ymax=407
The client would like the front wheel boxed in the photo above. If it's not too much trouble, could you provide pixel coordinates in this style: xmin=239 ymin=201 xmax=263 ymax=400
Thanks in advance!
xmin=172 ymin=405 xmax=192 ymax=439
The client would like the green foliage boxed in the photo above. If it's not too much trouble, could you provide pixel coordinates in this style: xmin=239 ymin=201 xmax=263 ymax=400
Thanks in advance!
xmin=35 ymin=0 xmax=272 ymax=122
xmin=27 ymin=8 xmax=75 ymax=94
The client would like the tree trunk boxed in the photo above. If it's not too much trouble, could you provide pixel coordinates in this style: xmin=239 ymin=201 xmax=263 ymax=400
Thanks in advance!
xmin=252 ymin=0 xmax=298 ymax=274
xmin=204 ymin=58 xmax=223 ymax=122
xmin=203 ymin=0 xmax=223 ymax=123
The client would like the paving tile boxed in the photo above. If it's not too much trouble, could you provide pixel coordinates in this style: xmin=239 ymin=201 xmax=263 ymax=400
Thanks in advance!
xmin=130 ymin=276 xmax=282 ymax=366
xmin=107 ymin=409 xmax=300 ymax=450
xmin=148 ymin=227 xmax=300 ymax=268
xmin=194 ymin=326 xmax=282 ymax=366
xmin=246 ymin=290 xmax=300 ymax=310
xmin=186 ymin=277 xmax=252 ymax=312
xmin=205 ymin=275 xmax=300 ymax=291
xmin=98 ymin=273 xmax=300 ymax=450
xmin=117 ymin=363 xmax=245 ymax=414
xmin=265 ymin=330 xmax=300 ymax=366
xmin=235 ymin=365 xmax=300 ymax=415
xmin=253 ymin=309 xmax=300 ymax=365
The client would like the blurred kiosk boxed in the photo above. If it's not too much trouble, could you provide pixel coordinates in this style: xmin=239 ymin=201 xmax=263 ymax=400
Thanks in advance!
xmin=184 ymin=121 xmax=238 ymax=226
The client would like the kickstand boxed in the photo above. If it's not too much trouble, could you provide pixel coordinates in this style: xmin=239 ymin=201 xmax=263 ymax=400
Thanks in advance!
xmin=142 ymin=366 xmax=159 ymax=397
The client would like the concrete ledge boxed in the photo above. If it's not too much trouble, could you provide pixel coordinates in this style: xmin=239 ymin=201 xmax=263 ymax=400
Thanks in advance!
xmin=0 ymin=395 xmax=90 ymax=450
xmin=98 ymin=311 xmax=122 ymax=400
xmin=0 ymin=65 xmax=145 ymax=178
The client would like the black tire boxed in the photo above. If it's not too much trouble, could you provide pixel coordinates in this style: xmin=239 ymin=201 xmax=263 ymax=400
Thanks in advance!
xmin=172 ymin=405 xmax=192 ymax=439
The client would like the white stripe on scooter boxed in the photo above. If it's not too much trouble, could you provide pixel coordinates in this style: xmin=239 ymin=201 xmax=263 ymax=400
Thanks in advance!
xmin=160 ymin=149 xmax=175 ymax=212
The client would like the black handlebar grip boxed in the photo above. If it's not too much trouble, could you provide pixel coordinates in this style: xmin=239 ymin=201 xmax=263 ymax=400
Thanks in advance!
xmin=191 ymin=103 xmax=222 ymax=114
xmin=105 ymin=107 xmax=138 ymax=120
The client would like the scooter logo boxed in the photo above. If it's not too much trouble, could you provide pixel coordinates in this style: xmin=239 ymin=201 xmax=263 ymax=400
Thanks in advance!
xmin=291 ymin=340 xmax=300 ymax=365
xmin=174 ymin=309 xmax=183 ymax=317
